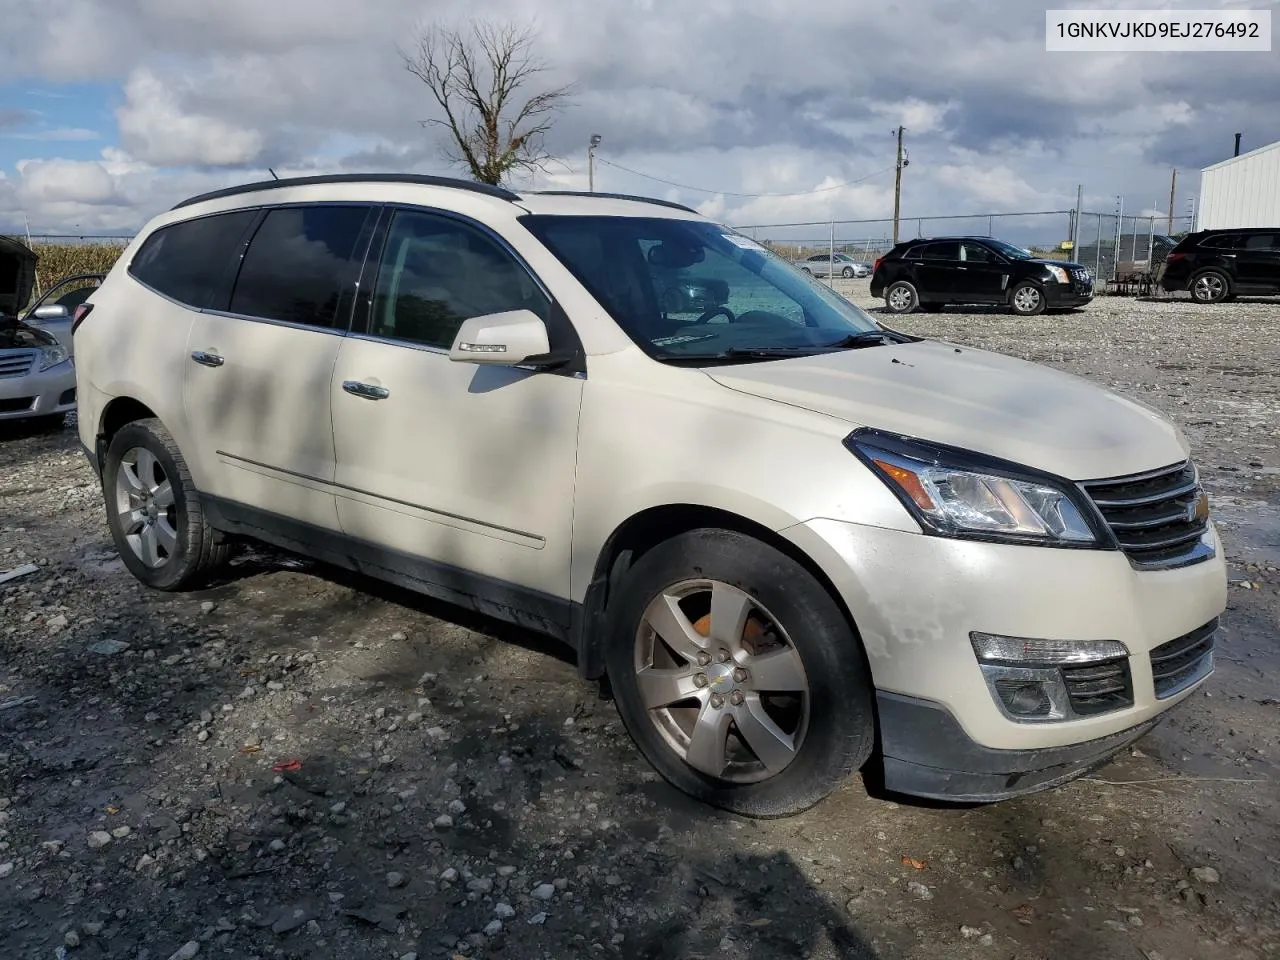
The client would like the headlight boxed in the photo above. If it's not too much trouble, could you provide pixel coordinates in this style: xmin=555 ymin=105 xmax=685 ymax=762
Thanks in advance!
xmin=1046 ymin=266 xmax=1069 ymax=284
xmin=847 ymin=429 xmax=1104 ymax=546
xmin=38 ymin=345 xmax=69 ymax=371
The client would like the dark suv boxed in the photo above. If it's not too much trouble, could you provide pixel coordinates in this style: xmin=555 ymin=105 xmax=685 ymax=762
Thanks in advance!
xmin=869 ymin=236 xmax=1094 ymax=316
xmin=1160 ymin=228 xmax=1280 ymax=302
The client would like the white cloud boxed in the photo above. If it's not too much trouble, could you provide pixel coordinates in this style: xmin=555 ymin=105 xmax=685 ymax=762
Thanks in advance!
xmin=2 ymin=128 xmax=100 ymax=142
xmin=17 ymin=159 xmax=120 ymax=205
xmin=115 ymin=69 xmax=265 ymax=166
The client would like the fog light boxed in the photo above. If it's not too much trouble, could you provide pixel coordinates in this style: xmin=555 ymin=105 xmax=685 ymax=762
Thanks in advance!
xmin=994 ymin=678 xmax=1053 ymax=718
xmin=971 ymin=632 xmax=1132 ymax=723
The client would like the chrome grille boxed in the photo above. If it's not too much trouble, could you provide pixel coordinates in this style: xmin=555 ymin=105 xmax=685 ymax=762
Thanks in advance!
xmin=1080 ymin=461 xmax=1210 ymax=570
xmin=1150 ymin=619 xmax=1216 ymax=698
xmin=0 ymin=350 xmax=36 ymax=379
xmin=1060 ymin=657 xmax=1132 ymax=715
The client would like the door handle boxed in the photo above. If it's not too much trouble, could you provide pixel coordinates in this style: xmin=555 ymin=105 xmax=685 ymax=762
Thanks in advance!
xmin=342 ymin=380 xmax=390 ymax=400
xmin=191 ymin=350 xmax=224 ymax=367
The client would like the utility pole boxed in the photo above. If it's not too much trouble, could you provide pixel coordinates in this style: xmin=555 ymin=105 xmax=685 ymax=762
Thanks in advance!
xmin=588 ymin=134 xmax=601 ymax=192
xmin=892 ymin=126 xmax=907 ymax=244
xmin=1167 ymin=169 xmax=1176 ymax=235
xmin=1233 ymin=133 xmax=1242 ymax=157
xmin=1071 ymin=183 xmax=1083 ymax=258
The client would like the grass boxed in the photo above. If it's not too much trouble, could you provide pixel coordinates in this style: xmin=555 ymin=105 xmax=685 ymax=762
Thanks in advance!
xmin=29 ymin=242 xmax=126 ymax=294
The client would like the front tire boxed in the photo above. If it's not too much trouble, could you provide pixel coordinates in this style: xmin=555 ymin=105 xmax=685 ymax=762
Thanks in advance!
xmin=102 ymin=418 xmax=230 ymax=590
xmin=604 ymin=529 xmax=875 ymax=817
xmin=841 ymin=266 xmax=855 ymax=279
xmin=1010 ymin=281 xmax=1046 ymax=315
xmin=1190 ymin=270 xmax=1229 ymax=303
xmin=884 ymin=281 xmax=919 ymax=314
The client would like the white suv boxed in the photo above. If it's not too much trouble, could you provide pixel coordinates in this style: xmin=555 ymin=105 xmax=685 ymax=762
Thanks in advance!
xmin=74 ymin=175 xmax=1227 ymax=816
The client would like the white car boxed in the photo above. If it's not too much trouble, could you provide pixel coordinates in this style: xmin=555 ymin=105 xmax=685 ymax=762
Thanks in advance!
xmin=795 ymin=252 xmax=868 ymax=278
xmin=73 ymin=175 xmax=1227 ymax=816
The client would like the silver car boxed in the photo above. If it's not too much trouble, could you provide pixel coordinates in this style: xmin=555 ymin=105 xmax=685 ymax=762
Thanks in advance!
xmin=0 ymin=316 xmax=76 ymax=427
xmin=795 ymin=253 xmax=869 ymax=279
xmin=0 ymin=274 xmax=99 ymax=428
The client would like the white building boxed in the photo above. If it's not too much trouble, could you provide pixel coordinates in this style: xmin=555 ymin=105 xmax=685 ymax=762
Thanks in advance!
xmin=1196 ymin=139 xmax=1280 ymax=230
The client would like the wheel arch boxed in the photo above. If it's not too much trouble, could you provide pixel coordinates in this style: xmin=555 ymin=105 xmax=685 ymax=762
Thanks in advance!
xmin=93 ymin=396 xmax=160 ymax=474
xmin=572 ymin=503 xmax=867 ymax=684
xmin=1190 ymin=265 xmax=1233 ymax=295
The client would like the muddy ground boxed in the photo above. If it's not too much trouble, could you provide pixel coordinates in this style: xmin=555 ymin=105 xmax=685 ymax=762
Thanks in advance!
xmin=1 ymin=289 xmax=1277 ymax=960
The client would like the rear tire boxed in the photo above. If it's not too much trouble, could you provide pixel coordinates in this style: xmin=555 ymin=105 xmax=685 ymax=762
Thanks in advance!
xmin=884 ymin=281 xmax=919 ymax=314
xmin=604 ymin=529 xmax=875 ymax=818
xmin=102 ymin=418 xmax=230 ymax=591
xmin=1190 ymin=270 xmax=1229 ymax=303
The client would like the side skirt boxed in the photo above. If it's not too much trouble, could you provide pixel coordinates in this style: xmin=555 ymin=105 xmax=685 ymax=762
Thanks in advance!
xmin=202 ymin=495 xmax=578 ymax=648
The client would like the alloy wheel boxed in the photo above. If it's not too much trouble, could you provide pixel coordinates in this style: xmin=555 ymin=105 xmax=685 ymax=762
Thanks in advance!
xmin=887 ymin=285 xmax=914 ymax=311
xmin=113 ymin=446 xmax=178 ymax=568
xmin=1013 ymin=286 xmax=1042 ymax=312
xmin=633 ymin=579 xmax=809 ymax=784
xmin=1193 ymin=274 xmax=1225 ymax=302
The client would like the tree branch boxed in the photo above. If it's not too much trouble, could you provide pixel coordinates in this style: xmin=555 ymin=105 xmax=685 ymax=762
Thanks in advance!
xmin=402 ymin=18 xmax=572 ymax=185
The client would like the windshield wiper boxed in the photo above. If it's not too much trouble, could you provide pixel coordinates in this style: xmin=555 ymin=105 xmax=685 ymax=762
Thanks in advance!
xmin=661 ymin=345 xmax=827 ymax=365
xmin=821 ymin=330 xmax=895 ymax=349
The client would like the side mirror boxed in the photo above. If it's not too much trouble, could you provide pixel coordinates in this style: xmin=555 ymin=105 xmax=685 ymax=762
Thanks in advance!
xmin=32 ymin=304 xmax=70 ymax=320
xmin=448 ymin=309 xmax=552 ymax=366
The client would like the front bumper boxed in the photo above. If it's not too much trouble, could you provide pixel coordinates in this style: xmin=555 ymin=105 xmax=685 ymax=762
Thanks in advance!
xmin=876 ymin=690 xmax=1167 ymax=801
xmin=1044 ymin=283 xmax=1093 ymax=307
xmin=0 ymin=360 xmax=77 ymax=421
xmin=781 ymin=518 xmax=1227 ymax=757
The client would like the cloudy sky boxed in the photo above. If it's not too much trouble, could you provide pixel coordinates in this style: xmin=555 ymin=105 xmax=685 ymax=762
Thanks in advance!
xmin=1 ymin=0 xmax=1277 ymax=246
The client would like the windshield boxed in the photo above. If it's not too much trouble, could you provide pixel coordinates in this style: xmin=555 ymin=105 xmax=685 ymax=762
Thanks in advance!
xmin=520 ymin=215 xmax=886 ymax=363
xmin=984 ymin=238 xmax=1035 ymax=261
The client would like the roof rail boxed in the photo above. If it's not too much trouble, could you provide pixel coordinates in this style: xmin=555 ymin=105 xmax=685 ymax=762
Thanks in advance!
xmin=170 ymin=173 xmax=521 ymax=211
xmin=525 ymin=190 xmax=700 ymax=215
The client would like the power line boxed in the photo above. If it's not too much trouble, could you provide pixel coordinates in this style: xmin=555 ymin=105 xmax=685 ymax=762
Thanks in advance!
xmin=593 ymin=157 xmax=895 ymax=198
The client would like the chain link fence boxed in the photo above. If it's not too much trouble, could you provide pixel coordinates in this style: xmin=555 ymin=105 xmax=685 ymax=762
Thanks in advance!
xmin=734 ymin=211 xmax=1199 ymax=288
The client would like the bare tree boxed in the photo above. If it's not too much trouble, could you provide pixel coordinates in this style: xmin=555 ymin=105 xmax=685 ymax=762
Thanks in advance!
xmin=404 ymin=20 xmax=572 ymax=186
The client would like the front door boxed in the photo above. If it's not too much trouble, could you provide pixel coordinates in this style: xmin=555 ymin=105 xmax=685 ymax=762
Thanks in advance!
xmin=330 ymin=208 xmax=583 ymax=599
xmin=183 ymin=203 xmax=374 ymax=531
xmin=954 ymin=241 xmax=1009 ymax=302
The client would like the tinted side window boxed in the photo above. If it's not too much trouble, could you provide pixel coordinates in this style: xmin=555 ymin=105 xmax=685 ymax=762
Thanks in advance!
xmin=368 ymin=210 xmax=550 ymax=350
xmin=920 ymin=242 xmax=959 ymax=260
xmin=1242 ymin=233 xmax=1279 ymax=251
xmin=229 ymin=205 xmax=372 ymax=328
xmin=1201 ymin=234 xmax=1241 ymax=250
xmin=129 ymin=210 xmax=258 ymax=308
xmin=960 ymin=242 xmax=996 ymax=263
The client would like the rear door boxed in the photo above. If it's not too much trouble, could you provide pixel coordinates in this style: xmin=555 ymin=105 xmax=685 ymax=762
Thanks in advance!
xmin=913 ymin=241 xmax=961 ymax=299
xmin=183 ymin=203 xmax=375 ymax=531
xmin=1234 ymin=233 xmax=1280 ymax=291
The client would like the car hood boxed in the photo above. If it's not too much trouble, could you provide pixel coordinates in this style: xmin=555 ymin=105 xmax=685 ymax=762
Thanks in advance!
xmin=703 ymin=340 xmax=1187 ymax=481
xmin=1032 ymin=258 xmax=1086 ymax=271
xmin=0 ymin=319 xmax=58 ymax=351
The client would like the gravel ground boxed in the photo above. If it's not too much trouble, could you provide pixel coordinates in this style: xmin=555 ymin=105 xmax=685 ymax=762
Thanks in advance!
xmin=1 ymin=289 xmax=1278 ymax=960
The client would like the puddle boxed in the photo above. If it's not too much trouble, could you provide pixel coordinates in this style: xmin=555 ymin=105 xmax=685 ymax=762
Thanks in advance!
xmin=1209 ymin=497 xmax=1280 ymax=566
